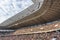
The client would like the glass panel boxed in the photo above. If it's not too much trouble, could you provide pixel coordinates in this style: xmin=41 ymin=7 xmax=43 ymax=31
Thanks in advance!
xmin=0 ymin=0 xmax=33 ymax=24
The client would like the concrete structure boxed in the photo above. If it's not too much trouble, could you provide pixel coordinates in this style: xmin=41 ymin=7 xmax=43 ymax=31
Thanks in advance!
xmin=7 ymin=0 xmax=60 ymax=29
xmin=0 ymin=0 xmax=60 ymax=39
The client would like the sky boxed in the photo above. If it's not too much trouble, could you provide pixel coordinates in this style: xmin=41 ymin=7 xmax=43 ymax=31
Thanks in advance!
xmin=0 ymin=0 xmax=33 ymax=24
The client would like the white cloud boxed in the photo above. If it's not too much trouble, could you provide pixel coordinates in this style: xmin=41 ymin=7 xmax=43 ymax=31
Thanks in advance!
xmin=0 ymin=0 xmax=33 ymax=24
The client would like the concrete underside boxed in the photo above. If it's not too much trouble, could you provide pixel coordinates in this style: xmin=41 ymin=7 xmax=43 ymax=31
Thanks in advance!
xmin=8 ymin=0 xmax=60 ymax=29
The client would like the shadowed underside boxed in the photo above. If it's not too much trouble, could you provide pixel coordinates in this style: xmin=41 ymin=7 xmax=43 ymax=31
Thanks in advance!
xmin=8 ymin=0 xmax=60 ymax=29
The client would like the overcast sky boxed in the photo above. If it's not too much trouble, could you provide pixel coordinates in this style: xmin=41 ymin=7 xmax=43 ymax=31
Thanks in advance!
xmin=0 ymin=0 xmax=33 ymax=24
